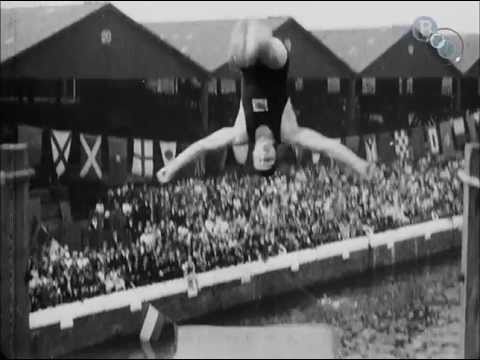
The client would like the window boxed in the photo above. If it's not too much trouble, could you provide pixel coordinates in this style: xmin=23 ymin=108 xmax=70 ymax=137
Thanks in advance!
xmin=441 ymin=77 xmax=453 ymax=96
xmin=208 ymin=79 xmax=217 ymax=95
xmin=220 ymin=79 xmax=236 ymax=94
xmin=157 ymin=79 xmax=178 ymax=95
xmin=295 ymin=78 xmax=303 ymax=92
xmin=327 ymin=77 xmax=340 ymax=94
xmin=0 ymin=79 xmax=22 ymax=101
xmin=398 ymin=78 xmax=403 ymax=95
xmin=145 ymin=78 xmax=178 ymax=95
xmin=406 ymin=77 xmax=413 ymax=95
xmin=362 ymin=77 xmax=376 ymax=95
xmin=61 ymin=78 xmax=76 ymax=102
xmin=0 ymin=78 xmax=77 ymax=104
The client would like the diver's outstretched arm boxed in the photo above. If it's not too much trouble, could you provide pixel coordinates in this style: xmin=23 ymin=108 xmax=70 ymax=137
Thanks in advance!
xmin=156 ymin=127 xmax=237 ymax=183
xmin=292 ymin=127 xmax=374 ymax=178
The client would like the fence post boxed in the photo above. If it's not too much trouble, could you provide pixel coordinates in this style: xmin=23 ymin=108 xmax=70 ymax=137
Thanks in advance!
xmin=0 ymin=143 xmax=34 ymax=358
xmin=461 ymin=143 xmax=480 ymax=359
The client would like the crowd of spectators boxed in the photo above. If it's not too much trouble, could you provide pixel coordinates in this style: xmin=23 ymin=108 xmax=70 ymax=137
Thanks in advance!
xmin=28 ymin=154 xmax=463 ymax=311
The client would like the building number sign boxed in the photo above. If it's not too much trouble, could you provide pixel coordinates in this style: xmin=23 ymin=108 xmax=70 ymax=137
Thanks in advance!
xmin=101 ymin=29 xmax=112 ymax=45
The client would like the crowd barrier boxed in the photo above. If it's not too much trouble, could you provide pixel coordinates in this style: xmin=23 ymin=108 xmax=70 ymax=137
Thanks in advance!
xmin=28 ymin=216 xmax=462 ymax=357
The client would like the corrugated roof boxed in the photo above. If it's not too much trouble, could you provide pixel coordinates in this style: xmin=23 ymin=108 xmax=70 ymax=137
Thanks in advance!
xmin=312 ymin=26 xmax=410 ymax=73
xmin=1 ymin=3 xmax=105 ymax=62
xmin=144 ymin=17 xmax=290 ymax=72
xmin=452 ymin=33 xmax=479 ymax=74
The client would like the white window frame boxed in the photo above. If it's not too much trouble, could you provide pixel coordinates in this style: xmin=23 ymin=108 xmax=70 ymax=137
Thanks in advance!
xmin=327 ymin=77 xmax=340 ymax=94
xmin=362 ymin=77 xmax=376 ymax=95
xmin=441 ymin=77 xmax=453 ymax=96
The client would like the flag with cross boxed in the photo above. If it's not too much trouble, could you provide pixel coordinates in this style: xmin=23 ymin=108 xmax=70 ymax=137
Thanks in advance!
xmin=80 ymin=133 xmax=103 ymax=180
xmin=50 ymin=130 xmax=72 ymax=178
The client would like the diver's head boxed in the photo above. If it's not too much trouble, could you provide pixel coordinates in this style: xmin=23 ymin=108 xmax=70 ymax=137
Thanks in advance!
xmin=252 ymin=137 xmax=277 ymax=177
xmin=228 ymin=19 xmax=273 ymax=68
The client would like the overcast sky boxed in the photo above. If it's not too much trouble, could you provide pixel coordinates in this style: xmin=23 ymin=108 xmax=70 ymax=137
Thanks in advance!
xmin=2 ymin=1 xmax=479 ymax=33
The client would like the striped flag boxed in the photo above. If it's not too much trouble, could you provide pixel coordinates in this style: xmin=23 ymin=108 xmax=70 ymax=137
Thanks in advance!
xmin=427 ymin=126 xmax=440 ymax=154
xmin=452 ymin=117 xmax=466 ymax=149
xmin=466 ymin=111 xmax=479 ymax=142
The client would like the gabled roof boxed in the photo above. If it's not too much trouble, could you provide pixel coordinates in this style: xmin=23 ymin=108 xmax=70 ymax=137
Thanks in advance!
xmin=452 ymin=33 xmax=479 ymax=74
xmin=312 ymin=26 xmax=410 ymax=73
xmin=144 ymin=17 xmax=290 ymax=72
xmin=1 ymin=3 xmax=104 ymax=62
xmin=466 ymin=59 xmax=479 ymax=77
xmin=1 ymin=3 xmax=209 ymax=79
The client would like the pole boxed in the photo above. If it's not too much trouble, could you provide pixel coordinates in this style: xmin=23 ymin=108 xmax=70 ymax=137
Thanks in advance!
xmin=460 ymin=143 xmax=480 ymax=359
xmin=0 ymin=143 xmax=34 ymax=358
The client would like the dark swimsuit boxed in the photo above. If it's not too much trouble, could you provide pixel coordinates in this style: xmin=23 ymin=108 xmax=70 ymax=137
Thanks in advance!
xmin=240 ymin=56 xmax=290 ymax=145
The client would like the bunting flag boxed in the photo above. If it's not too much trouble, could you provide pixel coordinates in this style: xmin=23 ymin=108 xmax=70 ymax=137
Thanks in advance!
xmin=408 ymin=112 xmax=421 ymax=128
xmin=17 ymin=124 xmax=42 ymax=168
xmin=393 ymin=129 xmax=410 ymax=160
xmin=439 ymin=121 xmax=455 ymax=156
xmin=233 ymin=144 xmax=249 ymax=164
xmin=363 ymin=134 xmax=378 ymax=162
xmin=377 ymin=132 xmax=395 ymax=163
xmin=427 ymin=126 xmax=440 ymax=154
xmin=345 ymin=135 xmax=361 ymax=156
xmin=79 ymin=133 xmax=103 ymax=179
xmin=132 ymin=138 xmax=154 ymax=178
xmin=108 ymin=136 xmax=128 ymax=186
xmin=312 ymin=152 xmax=321 ymax=164
xmin=452 ymin=117 xmax=466 ymax=149
xmin=466 ymin=111 xmax=479 ymax=142
xmin=410 ymin=127 xmax=426 ymax=160
xmin=159 ymin=141 xmax=177 ymax=166
xmin=1 ymin=121 xmax=16 ymax=143
xmin=50 ymin=130 xmax=72 ymax=178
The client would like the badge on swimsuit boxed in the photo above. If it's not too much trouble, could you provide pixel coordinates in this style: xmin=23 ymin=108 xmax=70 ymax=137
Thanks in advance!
xmin=252 ymin=98 xmax=269 ymax=112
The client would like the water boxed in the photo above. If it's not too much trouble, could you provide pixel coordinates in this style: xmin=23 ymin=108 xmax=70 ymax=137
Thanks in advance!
xmin=66 ymin=250 xmax=462 ymax=359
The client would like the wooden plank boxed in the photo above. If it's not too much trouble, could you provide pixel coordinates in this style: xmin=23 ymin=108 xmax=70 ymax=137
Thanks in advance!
xmin=0 ymin=144 xmax=32 ymax=357
xmin=461 ymin=143 xmax=480 ymax=359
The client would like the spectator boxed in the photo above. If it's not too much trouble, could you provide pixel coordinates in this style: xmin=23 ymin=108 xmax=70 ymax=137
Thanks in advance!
xmin=28 ymin=156 xmax=463 ymax=311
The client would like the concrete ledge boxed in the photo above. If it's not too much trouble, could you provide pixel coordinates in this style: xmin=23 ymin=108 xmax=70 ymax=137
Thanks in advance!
xmin=28 ymin=216 xmax=463 ymax=357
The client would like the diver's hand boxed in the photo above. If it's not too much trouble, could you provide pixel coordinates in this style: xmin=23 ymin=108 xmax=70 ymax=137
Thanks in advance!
xmin=358 ymin=162 xmax=381 ymax=181
xmin=156 ymin=166 xmax=175 ymax=184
